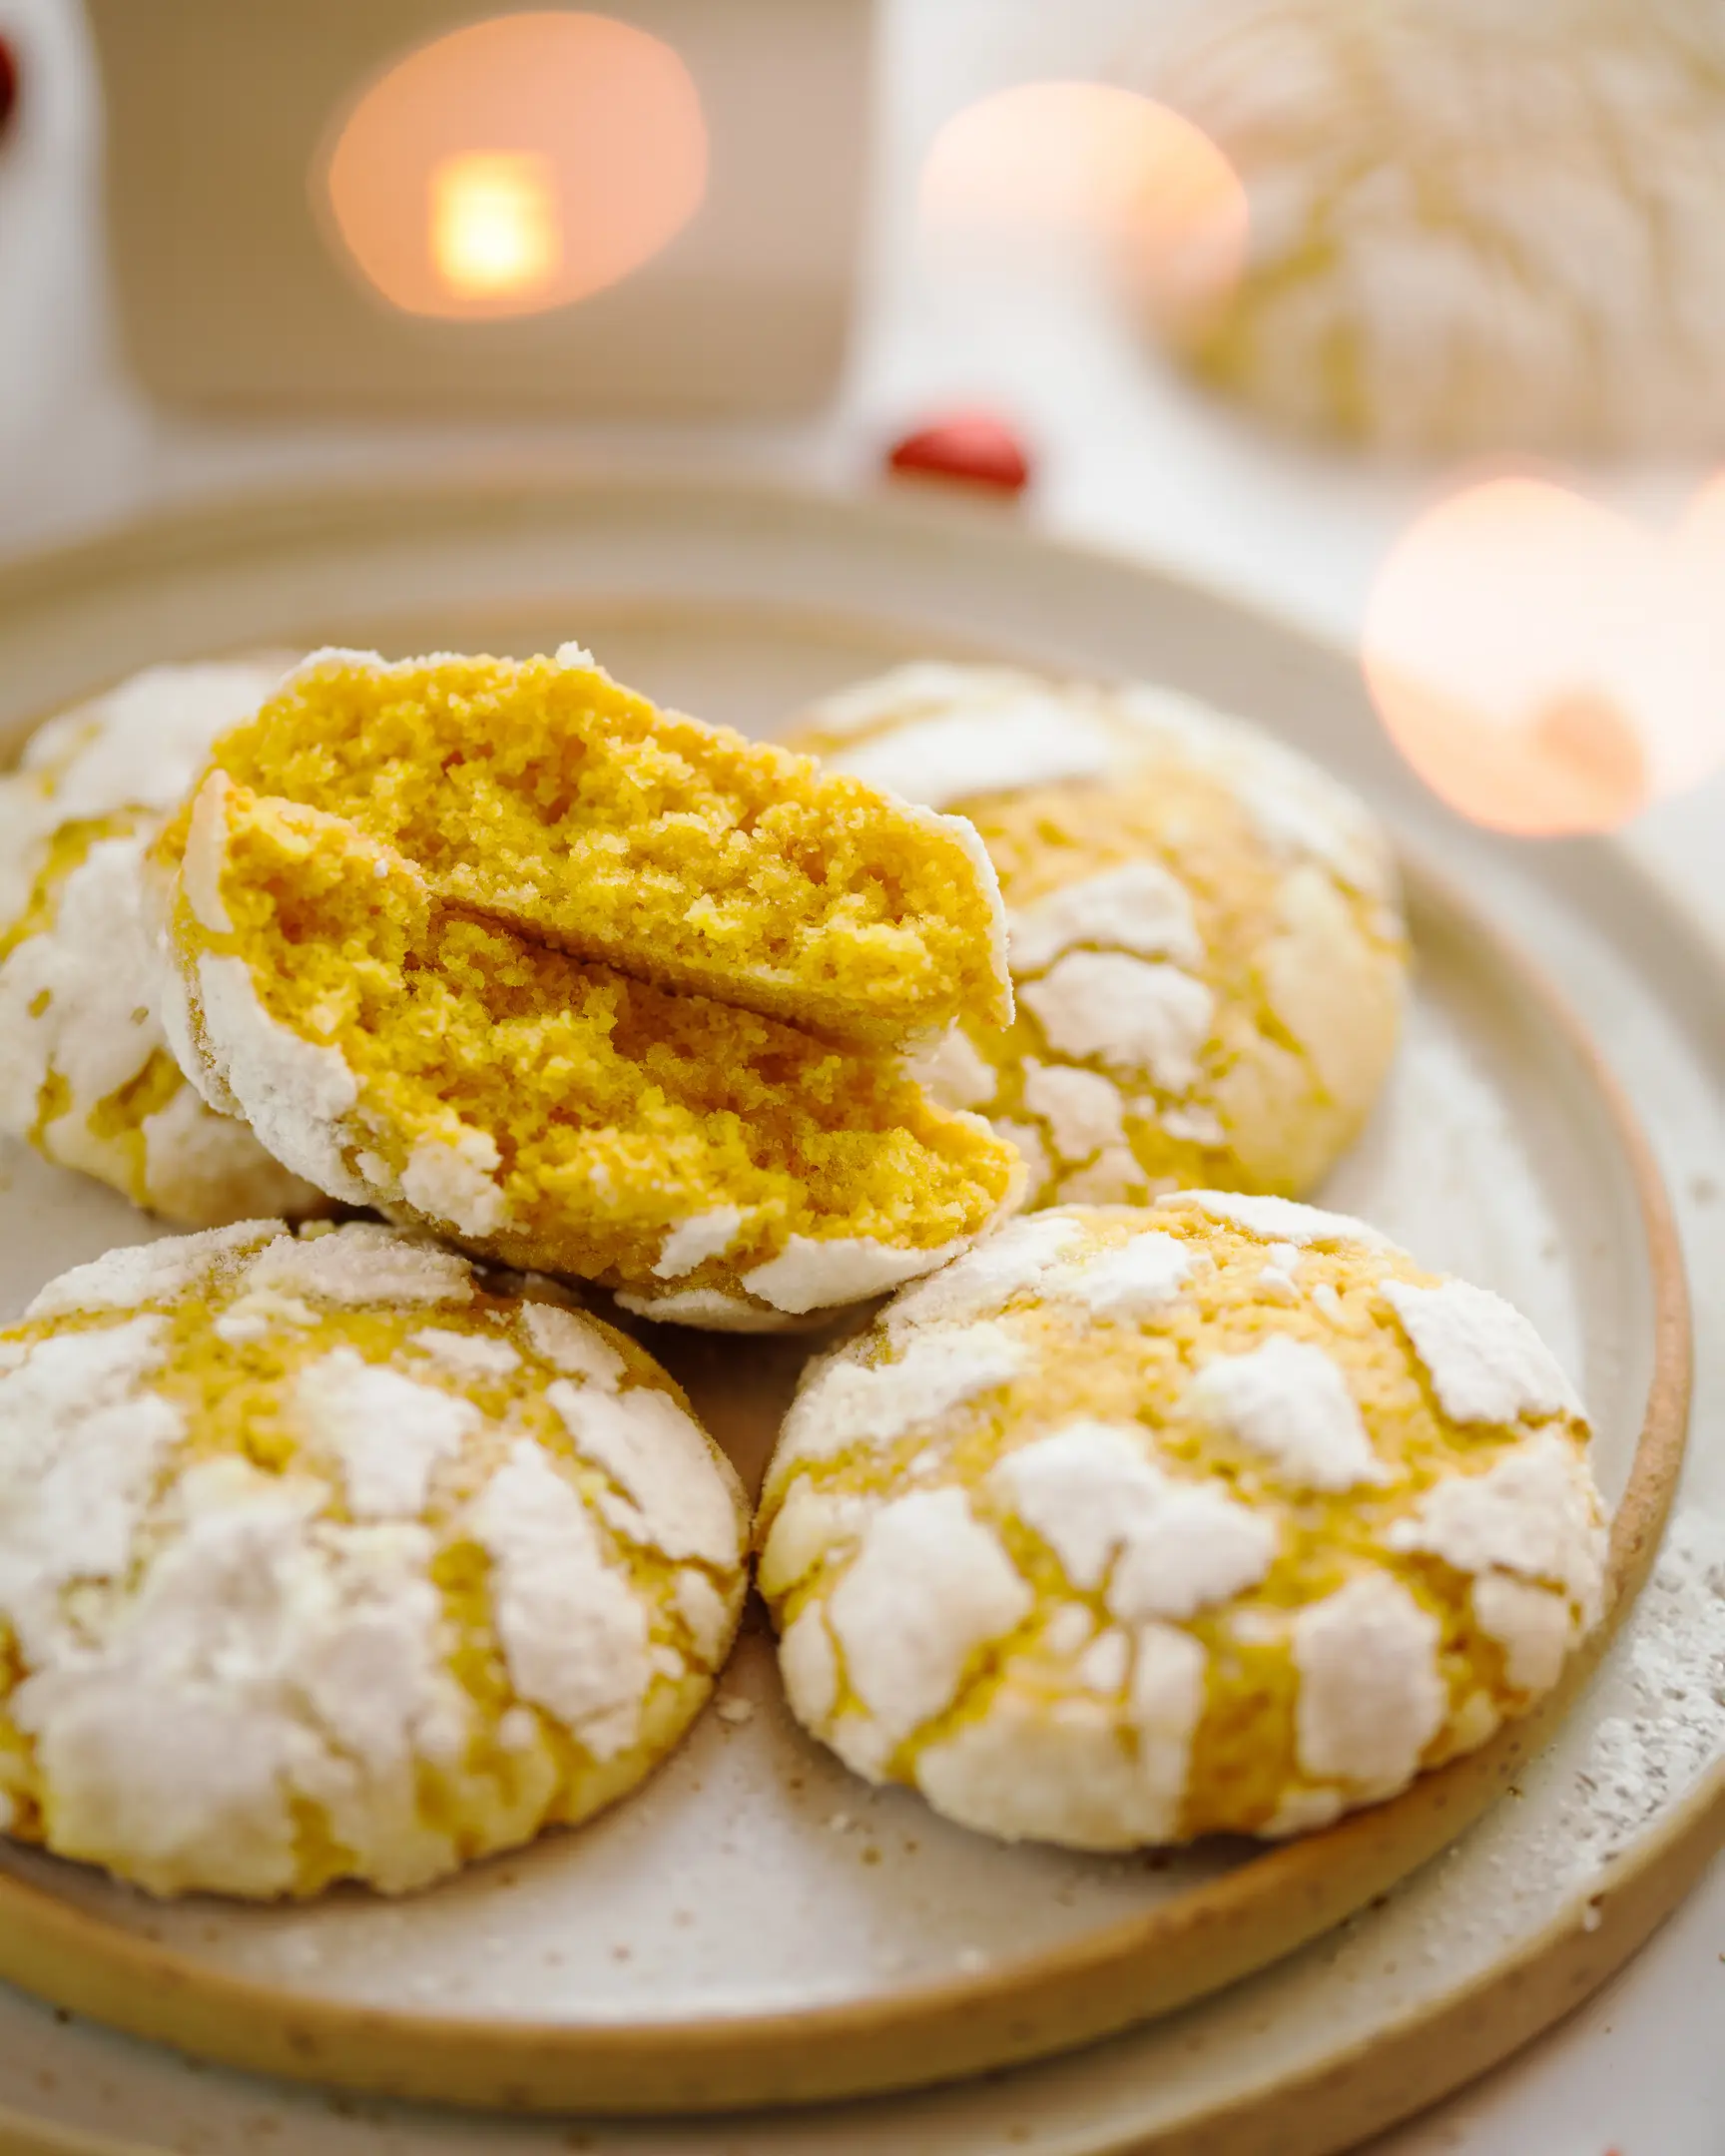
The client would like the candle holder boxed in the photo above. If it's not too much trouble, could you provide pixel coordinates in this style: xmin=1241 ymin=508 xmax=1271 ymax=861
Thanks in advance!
xmin=87 ymin=0 xmax=872 ymax=415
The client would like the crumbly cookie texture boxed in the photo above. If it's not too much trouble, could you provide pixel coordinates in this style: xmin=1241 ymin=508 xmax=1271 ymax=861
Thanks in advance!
xmin=757 ymin=1198 xmax=1605 ymax=1849
xmin=158 ymin=646 xmax=1010 ymax=1048
xmin=0 ymin=1221 xmax=749 ymax=1898
xmin=156 ymin=784 xmax=1020 ymax=1327
xmin=790 ymin=665 xmax=1409 ymax=1204
xmin=0 ymin=663 xmax=326 ymax=1226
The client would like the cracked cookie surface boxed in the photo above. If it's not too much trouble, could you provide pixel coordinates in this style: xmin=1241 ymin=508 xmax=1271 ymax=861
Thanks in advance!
xmin=789 ymin=665 xmax=1409 ymax=1207
xmin=758 ymin=1197 xmax=1605 ymax=1849
xmin=0 ymin=1221 xmax=750 ymax=1897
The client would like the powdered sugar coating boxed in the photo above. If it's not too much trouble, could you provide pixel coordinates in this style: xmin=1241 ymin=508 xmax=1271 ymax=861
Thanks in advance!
xmin=1051 ymin=1230 xmax=1204 ymax=1322
xmin=903 ymin=1026 xmax=998 ymax=1112
xmin=520 ymin=1303 xmax=626 ymax=1386
xmin=778 ymin=1321 xmax=1026 ymax=1470
xmin=179 ymin=771 xmax=238 ymax=934
xmin=188 ymin=952 xmax=368 ymax=1204
xmin=467 ymin=1442 xmax=654 ymax=1763
xmin=995 ymin=1420 xmax=1275 ymax=1618
xmin=244 ymin=1224 xmax=475 ymax=1308
xmin=1386 ymin=1430 xmax=1606 ymax=1611
xmin=613 ymin=1286 xmax=802 ymax=1333
xmin=398 ymin=1130 xmax=511 ymax=1238
xmin=1020 ymin=952 xmax=1215 ymax=1092
xmin=1293 ymin=1574 xmax=1447 ymax=1795
xmin=1471 ymin=1573 xmax=1576 ymax=1693
xmin=742 ymin=1231 xmax=980 ymax=1317
xmin=826 ymin=702 xmax=1118 ymax=809
xmin=757 ymin=1484 xmax=879 ymax=1600
xmin=26 ymin=1221 xmax=279 ymax=1319
xmin=11 ymin=1461 xmax=471 ymax=1898
xmin=827 ymin=1489 xmax=1033 ymax=1757
xmin=408 ymin=1328 xmax=521 ymax=1380
xmin=292 ymin=1349 xmax=479 ymax=1518
xmin=1007 ymin=861 xmax=1203 ymax=974
xmin=1158 ymin=1190 xmax=1396 ymax=1249
xmin=884 ymin=1213 xmax=1087 ymax=1333
xmin=1022 ymin=1063 xmax=1127 ymax=1163
xmin=653 ymin=1208 xmax=747 ymax=1281
xmin=0 ymin=1223 xmax=748 ymax=1898
xmin=32 ymin=664 xmax=288 ymax=821
xmin=1184 ymin=1338 xmax=1386 ymax=1491
xmin=551 ymin=1381 xmax=745 ymax=1566
xmin=1381 ymin=1278 xmax=1585 ymax=1425
xmin=0 ymin=1321 xmax=181 ymax=1663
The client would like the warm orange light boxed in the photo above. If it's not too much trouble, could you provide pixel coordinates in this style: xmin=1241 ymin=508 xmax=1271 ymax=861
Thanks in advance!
xmin=918 ymin=82 xmax=1247 ymax=330
xmin=430 ymin=154 xmax=561 ymax=298
xmin=1363 ymin=477 xmax=1725 ymax=837
xmin=323 ymin=12 xmax=707 ymax=322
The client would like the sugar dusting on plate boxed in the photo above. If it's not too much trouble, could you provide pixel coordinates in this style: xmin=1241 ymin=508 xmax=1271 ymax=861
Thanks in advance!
xmin=1554 ymin=1510 xmax=1725 ymax=1880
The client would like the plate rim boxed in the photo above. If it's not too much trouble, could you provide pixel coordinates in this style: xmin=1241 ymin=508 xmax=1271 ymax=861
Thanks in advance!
xmin=0 ymin=472 xmax=1702 ymax=2127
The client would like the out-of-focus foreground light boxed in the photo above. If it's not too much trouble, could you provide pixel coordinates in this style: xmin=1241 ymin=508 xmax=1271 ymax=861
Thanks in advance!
xmin=1363 ymin=477 xmax=1725 ymax=837
xmin=918 ymin=82 xmax=1247 ymax=332
xmin=323 ymin=12 xmax=707 ymax=321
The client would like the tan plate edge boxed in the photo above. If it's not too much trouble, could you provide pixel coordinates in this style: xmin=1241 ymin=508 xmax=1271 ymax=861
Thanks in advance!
xmin=0 ymin=845 xmax=1692 ymax=2117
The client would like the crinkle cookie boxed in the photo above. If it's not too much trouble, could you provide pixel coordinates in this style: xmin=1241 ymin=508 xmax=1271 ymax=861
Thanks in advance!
xmin=0 ymin=662 xmax=325 ymax=1225
xmin=0 ymin=1220 xmax=749 ymax=1898
xmin=161 ymin=645 xmax=1011 ymax=1048
xmin=156 ymin=788 xmax=1020 ymax=1328
xmin=788 ymin=664 xmax=1408 ymax=1205
xmin=758 ymin=1197 xmax=1605 ymax=1849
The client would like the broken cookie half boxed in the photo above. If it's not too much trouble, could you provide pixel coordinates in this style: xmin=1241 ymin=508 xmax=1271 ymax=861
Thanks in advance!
xmin=157 ymin=783 xmax=1022 ymax=1328
xmin=164 ymin=645 xmax=1011 ymax=1050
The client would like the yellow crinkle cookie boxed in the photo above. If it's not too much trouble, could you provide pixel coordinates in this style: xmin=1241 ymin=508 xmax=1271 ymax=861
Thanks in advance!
xmin=758 ymin=1197 xmax=1606 ymax=1848
xmin=157 ymin=786 xmax=1020 ymax=1328
xmin=164 ymin=645 xmax=1011 ymax=1047
xmin=788 ymin=664 xmax=1409 ymax=1204
xmin=0 ymin=1220 xmax=749 ymax=1898
xmin=0 ymin=663 xmax=326 ymax=1225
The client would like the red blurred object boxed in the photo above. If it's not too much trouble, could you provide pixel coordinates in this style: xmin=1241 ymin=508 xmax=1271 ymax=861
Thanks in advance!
xmin=885 ymin=411 xmax=1032 ymax=496
xmin=0 ymin=37 xmax=17 ymax=139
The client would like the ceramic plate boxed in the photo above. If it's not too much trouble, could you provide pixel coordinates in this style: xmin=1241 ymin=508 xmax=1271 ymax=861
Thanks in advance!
xmin=0 ymin=476 xmax=1714 ymax=2156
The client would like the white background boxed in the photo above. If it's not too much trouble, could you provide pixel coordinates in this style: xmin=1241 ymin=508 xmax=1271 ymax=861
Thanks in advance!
xmin=0 ymin=0 xmax=1717 ymax=2148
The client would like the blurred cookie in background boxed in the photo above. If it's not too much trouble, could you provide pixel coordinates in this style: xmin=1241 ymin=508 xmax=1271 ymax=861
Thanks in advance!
xmin=1128 ymin=0 xmax=1725 ymax=453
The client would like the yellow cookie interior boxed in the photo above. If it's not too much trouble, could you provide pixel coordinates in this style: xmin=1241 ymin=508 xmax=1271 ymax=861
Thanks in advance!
xmin=182 ymin=791 xmax=1017 ymax=1294
xmin=169 ymin=650 xmax=1009 ymax=1046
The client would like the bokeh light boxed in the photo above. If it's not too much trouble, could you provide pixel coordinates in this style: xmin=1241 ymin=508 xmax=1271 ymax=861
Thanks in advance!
xmin=1363 ymin=477 xmax=1725 ymax=836
xmin=919 ymin=82 xmax=1247 ymax=333
xmin=323 ymin=12 xmax=707 ymax=322
xmin=430 ymin=154 xmax=561 ymax=300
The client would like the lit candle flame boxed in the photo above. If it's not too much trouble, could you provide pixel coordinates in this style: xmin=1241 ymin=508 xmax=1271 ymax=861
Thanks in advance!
xmin=430 ymin=153 xmax=561 ymax=299
xmin=322 ymin=12 xmax=706 ymax=322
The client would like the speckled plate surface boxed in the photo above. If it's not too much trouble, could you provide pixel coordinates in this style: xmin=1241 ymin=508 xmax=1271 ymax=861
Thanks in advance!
xmin=0 ymin=476 xmax=1715 ymax=2155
